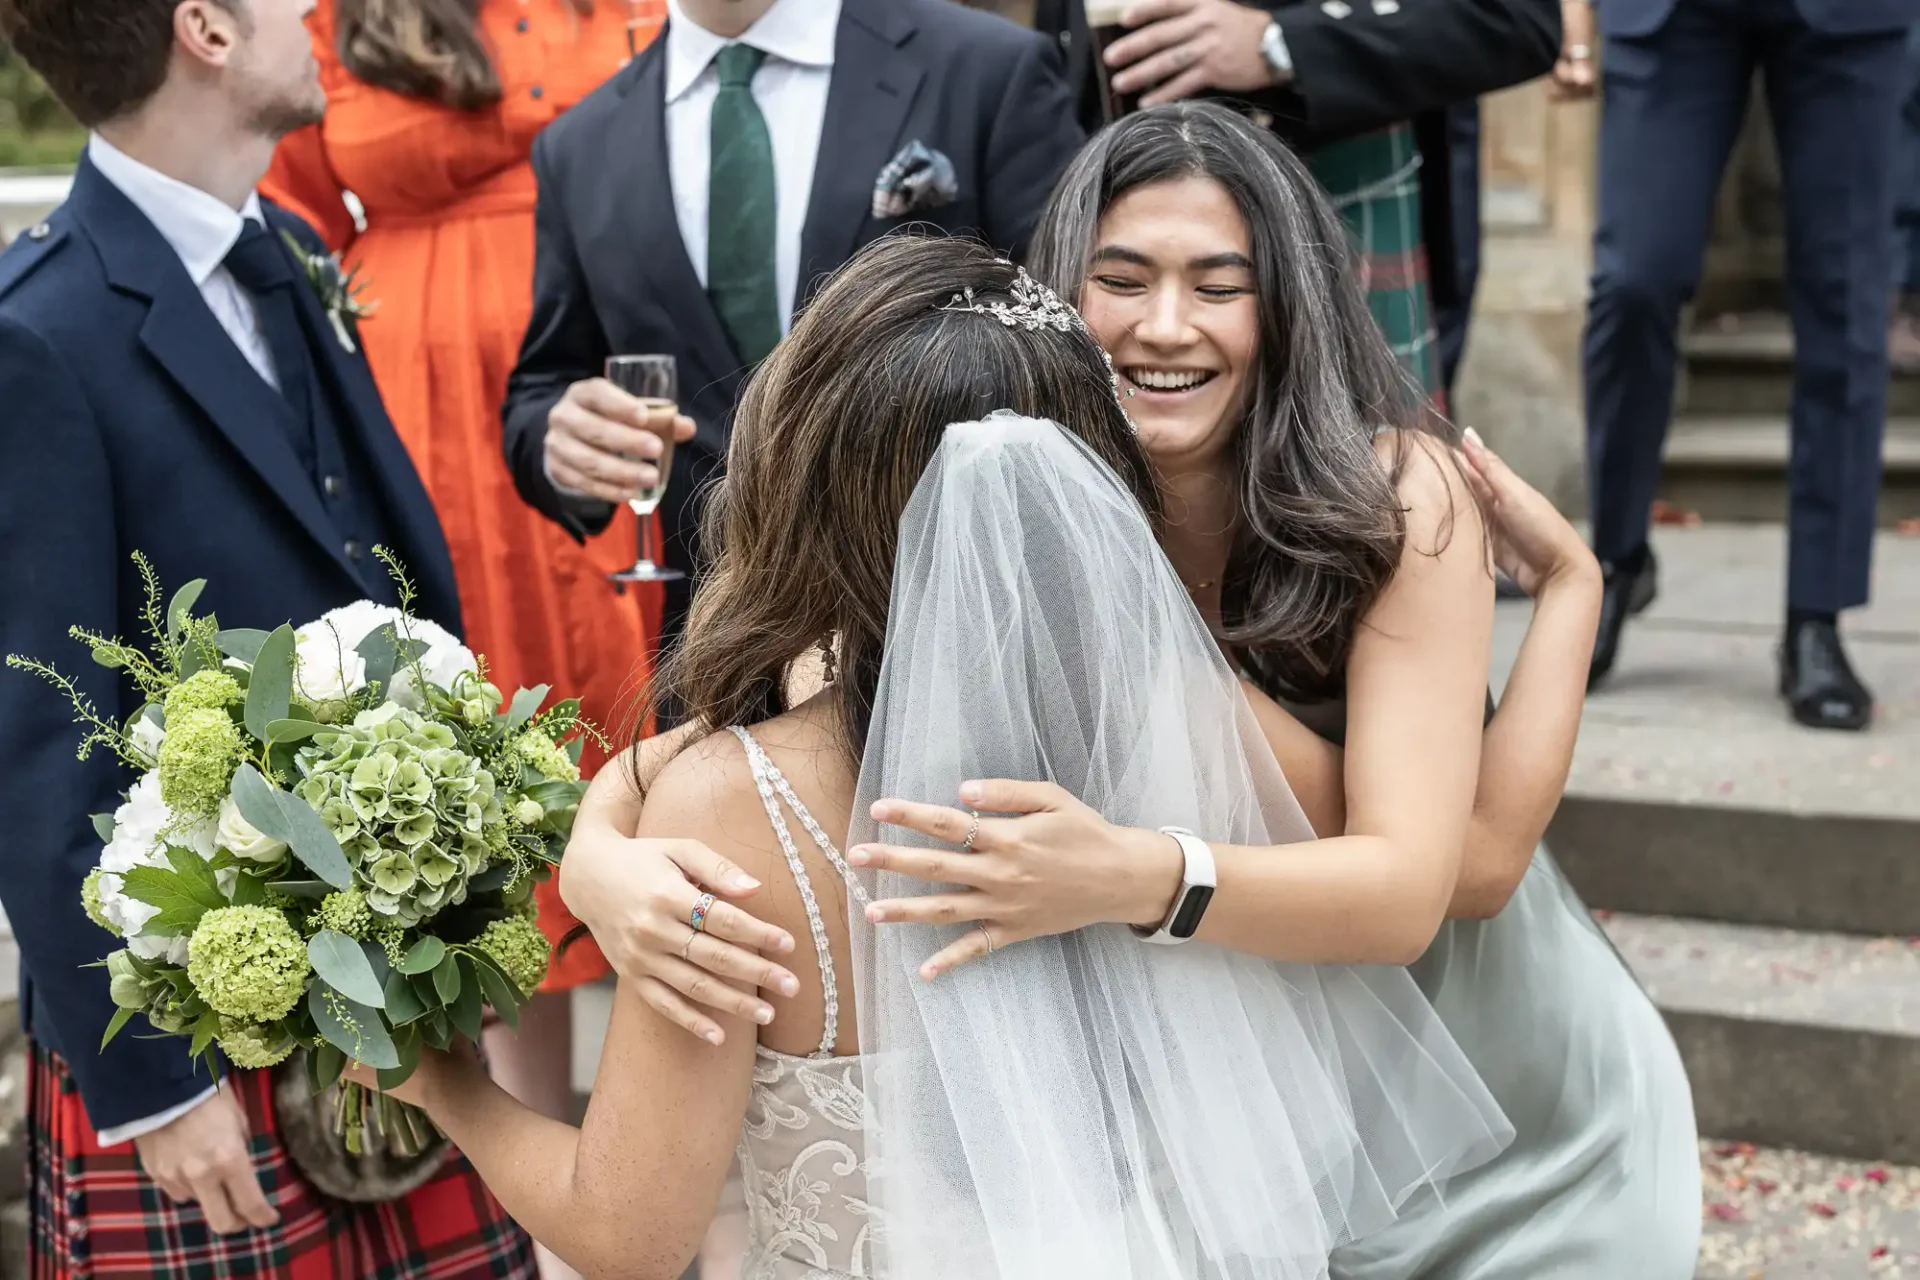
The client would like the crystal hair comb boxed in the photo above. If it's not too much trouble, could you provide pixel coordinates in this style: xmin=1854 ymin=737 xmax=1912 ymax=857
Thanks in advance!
xmin=938 ymin=265 xmax=1135 ymax=417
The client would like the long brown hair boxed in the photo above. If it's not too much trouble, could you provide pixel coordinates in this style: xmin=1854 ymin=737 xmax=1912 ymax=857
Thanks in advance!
xmin=336 ymin=0 xmax=592 ymax=109
xmin=641 ymin=236 xmax=1161 ymax=769
xmin=1029 ymin=103 xmax=1459 ymax=703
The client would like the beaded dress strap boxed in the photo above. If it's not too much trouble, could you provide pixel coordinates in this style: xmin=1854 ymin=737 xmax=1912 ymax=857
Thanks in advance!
xmin=728 ymin=727 xmax=867 ymax=1058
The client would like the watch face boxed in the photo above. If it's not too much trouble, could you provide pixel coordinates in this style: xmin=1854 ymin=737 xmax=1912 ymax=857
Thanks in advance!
xmin=1168 ymin=884 xmax=1215 ymax=940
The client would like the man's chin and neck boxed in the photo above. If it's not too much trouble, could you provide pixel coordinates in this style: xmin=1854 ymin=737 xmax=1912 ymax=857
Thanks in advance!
xmin=678 ymin=0 xmax=783 ymax=39
xmin=95 ymin=79 xmax=322 ymax=212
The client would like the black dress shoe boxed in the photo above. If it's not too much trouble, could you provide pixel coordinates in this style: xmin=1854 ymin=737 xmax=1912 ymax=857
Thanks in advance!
xmin=1588 ymin=550 xmax=1658 ymax=691
xmin=1780 ymin=619 xmax=1875 ymax=731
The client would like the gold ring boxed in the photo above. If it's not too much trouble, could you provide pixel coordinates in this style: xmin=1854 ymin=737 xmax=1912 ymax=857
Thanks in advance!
xmin=961 ymin=812 xmax=981 ymax=854
xmin=681 ymin=934 xmax=698 ymax=961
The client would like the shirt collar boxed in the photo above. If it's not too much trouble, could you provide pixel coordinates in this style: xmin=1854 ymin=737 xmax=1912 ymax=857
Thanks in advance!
xmin=664 ymin=0 xmax=841 ymax=104
xmin=87 ymin=133 xmax=266 ymax=288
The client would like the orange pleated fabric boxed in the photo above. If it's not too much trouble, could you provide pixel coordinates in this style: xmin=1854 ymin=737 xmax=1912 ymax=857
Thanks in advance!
xmin=265 ymin=1 xmax=669 ymax=991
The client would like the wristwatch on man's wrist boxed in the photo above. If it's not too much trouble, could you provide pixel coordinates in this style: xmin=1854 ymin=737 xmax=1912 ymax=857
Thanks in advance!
xmin=1260 ymin=20 xmax=1295 ymax=86
xmin=1131 ymin=827 xmax=1218 ymax=945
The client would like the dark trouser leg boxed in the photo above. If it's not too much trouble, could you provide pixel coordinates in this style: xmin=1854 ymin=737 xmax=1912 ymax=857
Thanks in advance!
xmin=1584 ymin=9 xmax=1753 ymax=564
xmin=1893 ymin=28 xmax=1920 ymax=293
xmin=1763 ymin=18 xmax=1904 ymax=613
xmin=1436 ymin=99 xmax=1482 ymax=397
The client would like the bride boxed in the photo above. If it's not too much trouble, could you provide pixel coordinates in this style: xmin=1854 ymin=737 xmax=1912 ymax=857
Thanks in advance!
xmin=357 ymin=237 xmax=1512 ymax=1278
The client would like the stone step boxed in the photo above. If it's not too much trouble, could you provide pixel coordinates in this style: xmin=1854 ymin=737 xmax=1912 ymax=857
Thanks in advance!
xmin=1493 ymin=525 xmax=1920 ymax=938
xmin=1696 ymin=1139 xmax=1920 ymax=1278
xmin=1608 ymin=914 xmax=1920 ymax=1167
xmin=1655 ymin=415 xmax=1920 ymax=529
xmin=1681 ymin=314 xmax=1920 ymax=418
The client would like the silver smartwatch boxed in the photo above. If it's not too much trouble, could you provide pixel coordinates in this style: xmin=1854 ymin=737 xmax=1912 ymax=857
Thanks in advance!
xmin=1132 ymin=826 xmax=1218 ymax=945
xmin=1260 ymin=20 xmax=1296 ymax=86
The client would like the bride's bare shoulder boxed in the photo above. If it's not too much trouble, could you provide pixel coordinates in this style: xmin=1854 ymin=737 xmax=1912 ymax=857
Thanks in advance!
xmin=634 ymin=706 xmax=847 ymax=855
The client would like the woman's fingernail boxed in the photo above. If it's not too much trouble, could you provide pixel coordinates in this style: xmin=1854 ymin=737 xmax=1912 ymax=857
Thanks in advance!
xmin=866 ymin=905 xmax=887 ymax=924
xmin=870 ymin=801 xmax=893 ymax=821
xmin=777 ymin=933 xmax=797 ymax=953
xmin=754 ymin=1006 xmax=774 ymax=1025
xmin=847 ymin=847 xmax=871 ymax=867
xmin=731 ymin=874 xmax=760 ymax=892
xmin=921 ymin=965 xmax=940 ymax=982
xmin=959 ymin=782 xmax=984 ymax=804
xmin=779 ymin=975 xmax=800 ymax=997
xmin=1463 ymin=427 xmax=1485 ymax=450
xmin=705 ymin=1029 xmax=724 ymax=1046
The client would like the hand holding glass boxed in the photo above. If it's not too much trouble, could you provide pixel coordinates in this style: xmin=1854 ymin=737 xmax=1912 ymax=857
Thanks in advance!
xmin=606 ymin=354 xmax=683 ymax=585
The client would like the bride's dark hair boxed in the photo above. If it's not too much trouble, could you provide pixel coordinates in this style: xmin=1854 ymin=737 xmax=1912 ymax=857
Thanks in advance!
xmin=1027 ymin=102 xmax=1457 ymax=703
xmin=638 ymin=235 xmax=1160 ymax=765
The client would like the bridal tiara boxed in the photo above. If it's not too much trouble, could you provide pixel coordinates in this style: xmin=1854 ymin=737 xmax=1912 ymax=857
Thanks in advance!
xmin=937 ymin=265 xmax=1135 ymax=416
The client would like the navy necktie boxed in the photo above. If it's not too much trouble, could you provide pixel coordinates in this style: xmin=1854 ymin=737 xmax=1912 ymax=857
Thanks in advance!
xmin=223 ymin=218 xmax=317 ymax=470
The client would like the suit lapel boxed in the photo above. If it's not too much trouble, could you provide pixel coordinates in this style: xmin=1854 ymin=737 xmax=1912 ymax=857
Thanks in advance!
xmin=613 ymin=39 xmax=744 ymax=389
xmin=68 ymin=162 xmax=363 ymax=586
xmin=265 ymin=205 xmax=459 ymax=615
xmin=796 ymin=0 xmax=925 ymax=310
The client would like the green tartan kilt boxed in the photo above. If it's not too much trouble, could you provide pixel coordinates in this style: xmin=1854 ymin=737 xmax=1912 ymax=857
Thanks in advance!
xmin=1307 ymin=123 xmax=1442 ymax=401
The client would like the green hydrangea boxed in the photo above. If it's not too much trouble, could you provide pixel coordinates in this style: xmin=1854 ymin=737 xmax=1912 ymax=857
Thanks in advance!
xmin=187 ymin=906 xmax=310 ymax=1022
xmin=218 ymin=1023 xmax=296 ymax=1070
xmin=312 ymin=887 xmax=373 ymax=939
xmin=157 ymin=708 xmax=242 ymax=815
xmin=295 ymin=708 xmax=501 ymax=928
xmin=475 ymin=916 xmax=551 ymax=996
xmin=82 ymin=868 xmax=120 ymax=936
xmin=164 ymin=670 xmax=242 ymax=722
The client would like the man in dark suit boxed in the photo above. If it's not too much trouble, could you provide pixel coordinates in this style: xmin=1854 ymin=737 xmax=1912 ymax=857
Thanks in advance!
xmin=502 ymin=0 xmax=1085 ymax=650
xmin=0 ymin=0 xmax=531 ymax=1273
xmin=1580 ymin=0 xmax=1913 ymax=730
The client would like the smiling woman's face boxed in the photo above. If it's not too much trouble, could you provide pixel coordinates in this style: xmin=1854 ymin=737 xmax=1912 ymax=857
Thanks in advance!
xmin=1078 ymin=176 xmax=1260 ymax=473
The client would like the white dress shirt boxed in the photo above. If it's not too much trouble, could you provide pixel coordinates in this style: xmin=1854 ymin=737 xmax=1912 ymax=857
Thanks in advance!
xmin=87 ymin=134 xmax=280 ymax=392
xmin=84 ymin=133 xmax=278 ymax=1145
xmin=665 ymin=0 xmax=840 ymax=332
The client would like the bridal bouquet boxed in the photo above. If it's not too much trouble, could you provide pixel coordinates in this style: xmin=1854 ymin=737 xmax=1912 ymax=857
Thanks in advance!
xmin=8 ymin=554 xmax=596 ymax=1155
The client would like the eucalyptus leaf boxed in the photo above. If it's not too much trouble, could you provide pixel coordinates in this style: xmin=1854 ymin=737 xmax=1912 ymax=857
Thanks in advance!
xmin=308 ymin=986 xmax=400 ymax=1071
xmin=357 ymin=625 xmax=400 ymax=694
xmin=471 ymin=956 xmax=523 ymax=1030
xmin=91 ymin=813 xmax=116 ymax=843
xmin=361 ymin=940 xmax=391 ymax=991
xmin=422 ymin=1011 xmax=453 ymax=1052
xmin=504 ymin=685 xmax=550 ymax=731
xmin=216 ymin=628 xmax=271 ymax=665
xmin=230 ymin=764 xmax=352 ymax=889
xmin=383 ymin=970 xmax=428 ymax=1025
xmin=309 ymin=931 xmax=385 ymax=1008
xmin=377 ymin=1028 xmax=421 ymax=1091
xmin=166 ymin=580 xmax=207 ymax=642
xmin=243 ymin=624 xmax=296 ymax=739
xmin=398 ymin=936 xmax=446 ymax=975
xmin=447 ymin=960 xmax=485 ymax=1040
xmin=432 ymin=952 xmax=463 ymax=1006
xmin=311 ymin=1040 xmax=348 ymax=1093
xmin=265 ymin=718 xmax=327 ymax=744
xmin=464 ymin=863 xmax=515 ymax=896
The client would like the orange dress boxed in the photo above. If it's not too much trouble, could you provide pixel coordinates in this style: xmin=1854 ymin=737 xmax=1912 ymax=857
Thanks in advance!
xmin=265 ymin=0 xmax=667 ymax=991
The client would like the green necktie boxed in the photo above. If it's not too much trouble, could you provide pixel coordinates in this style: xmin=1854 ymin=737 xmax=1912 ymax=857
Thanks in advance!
xmin=707 ymin=43 xmax=781 ymax=367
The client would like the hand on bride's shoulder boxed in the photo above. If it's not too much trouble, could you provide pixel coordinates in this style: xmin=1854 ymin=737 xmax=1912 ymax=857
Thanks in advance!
xmin=558 ymin=728 xmax=800 ymax=1047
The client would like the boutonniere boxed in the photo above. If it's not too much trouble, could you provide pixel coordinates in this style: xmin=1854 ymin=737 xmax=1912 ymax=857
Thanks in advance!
xmin=279 ymin=229 xmax=378 ymax=354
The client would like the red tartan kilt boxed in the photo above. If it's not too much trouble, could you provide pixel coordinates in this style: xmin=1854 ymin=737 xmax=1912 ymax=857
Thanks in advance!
xmin=27 ymin=1043 xmax=537 ymax=1280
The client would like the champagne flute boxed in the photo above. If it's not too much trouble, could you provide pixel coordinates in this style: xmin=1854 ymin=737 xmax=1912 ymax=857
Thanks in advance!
xmin=605 ymin=354 xmax=684 ymax=585
xmin=1085 ymin=0 xmax=1140 ymax=123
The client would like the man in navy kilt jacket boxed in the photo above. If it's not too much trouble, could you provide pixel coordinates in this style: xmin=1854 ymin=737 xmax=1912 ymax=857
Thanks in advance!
xmin=0 ymin=0 xmax=534 ymax=1274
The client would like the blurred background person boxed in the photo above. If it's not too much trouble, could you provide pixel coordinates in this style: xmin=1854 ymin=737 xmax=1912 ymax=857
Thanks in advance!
xmin=1038 ymin=0 xmax=1559 ymax=405
xmin=261 ymin=4 xmax=668 ymax=1276
xmin=1891 ymin=21 xmax=1920 ymax=367
xmin=1576 ymin=0 xmax=1911 ymax=730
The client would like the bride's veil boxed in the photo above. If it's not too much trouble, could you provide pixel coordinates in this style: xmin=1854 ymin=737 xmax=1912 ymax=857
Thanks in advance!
xmin=847 ymin=414 xmax=1512 ymax=1279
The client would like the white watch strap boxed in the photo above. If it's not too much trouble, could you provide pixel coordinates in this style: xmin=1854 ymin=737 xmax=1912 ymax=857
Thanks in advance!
xmin=1136 ymin=826 xmax=1218 ymax=945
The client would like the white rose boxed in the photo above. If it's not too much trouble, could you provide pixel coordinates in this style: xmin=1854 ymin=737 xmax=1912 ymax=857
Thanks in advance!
xmin=388 ymin=616 xmax=478 ymax=711
xmin=293 ymin=623 xmax=370 ymax=704
xmin=215 ymin=794 xmax=289 ymax=865
xmin=127 ymin=714 xmax=166 ymax=768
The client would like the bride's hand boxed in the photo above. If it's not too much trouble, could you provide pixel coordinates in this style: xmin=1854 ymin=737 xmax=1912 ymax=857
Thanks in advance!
xmin=342 ymin=1042 xmax=481 ymax=1111
xmin=852 ymin=781 xmax=1184 ymax=979
xmin=561 ymin=803 xmax=800 ymax=1044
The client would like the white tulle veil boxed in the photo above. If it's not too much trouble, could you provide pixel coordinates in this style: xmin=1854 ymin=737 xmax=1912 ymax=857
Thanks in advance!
xmin=846 ymin=413 xmax=1512 ymax=1279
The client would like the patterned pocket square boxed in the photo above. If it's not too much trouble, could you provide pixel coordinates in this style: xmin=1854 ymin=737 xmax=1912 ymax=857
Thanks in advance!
xmin=872 ymin=141 xmax=959 ymax=221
